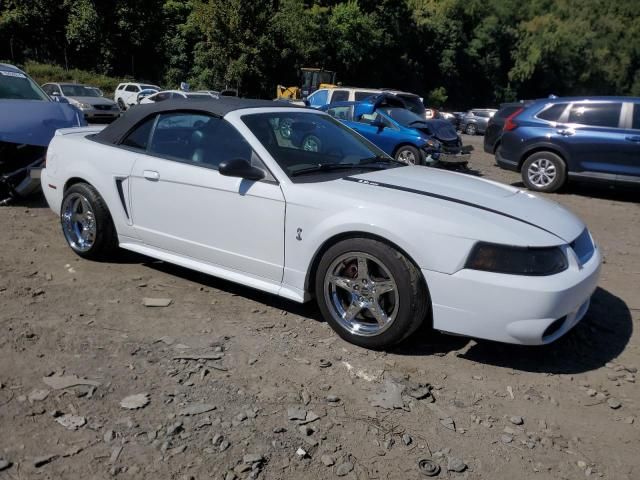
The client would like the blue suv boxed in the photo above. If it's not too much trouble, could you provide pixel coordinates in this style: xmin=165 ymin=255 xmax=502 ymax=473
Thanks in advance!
xmin=494 ymin=97 xmax=640 ymax=192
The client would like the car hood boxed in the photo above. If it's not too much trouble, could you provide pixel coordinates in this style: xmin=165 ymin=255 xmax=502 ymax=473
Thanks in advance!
xmin=68 ymin=96 xmax=115 ymax=106
xmin=0 ymin=100 xmax=84 ymax=147
xmin=340 ymin=167 xmax=584 ymax=243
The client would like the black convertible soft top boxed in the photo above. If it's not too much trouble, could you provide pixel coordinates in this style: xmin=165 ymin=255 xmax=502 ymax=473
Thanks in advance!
xmin=94 ymin=97 xmax=301 ymax=145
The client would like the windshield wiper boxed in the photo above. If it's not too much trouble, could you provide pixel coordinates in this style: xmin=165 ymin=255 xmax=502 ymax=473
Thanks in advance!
xmin=290 ymin=163 xmax=387 ymax=177
xmin=359 ymin=155 xmax=405 ymax=166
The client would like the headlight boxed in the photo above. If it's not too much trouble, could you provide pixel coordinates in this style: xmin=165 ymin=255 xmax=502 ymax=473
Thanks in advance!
xmin=465 ymin=242 xmax=568 ymax=276
xmin=78 ymin=102 xmax=92 ymax=109
xmin=425 ymin=139 xmax=441 ymax=150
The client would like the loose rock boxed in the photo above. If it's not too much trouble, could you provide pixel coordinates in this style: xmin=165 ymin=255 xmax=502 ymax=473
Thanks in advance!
xmin=370 ymin=381 xmax=405 ymax=410
xmin=510 ymin=416 xmax=524 ymax=425
xmin=402 ymin=433 xmax=412 ymax=446
xmin=447 ymin=457 xmax=467 ymax=473
xmin=120 ymin=393 xmax=150 ymax=410
xmin=501 ymin=434 xmax=514 ymax=444
xmin=43 ymin=374 xmax=100 ymax=390
xmin=607 ymin=398 xmax=622 ymax=409
xmin=143 ymin=297 xmax=173 ymax=307
xmin=287 ymin=406 xmax=307 ymax=421
xmin=179 ymin=403 xmax=217 ymax=416
xmin=440 ymin=417 xmax=456 ymax=431
xmin=56 ymin=414 xmax=86 ymax=430
xmin=0 ymin=459 xmax=11 ymax=471
xmin=28 ymin=389 xmax=50 ymax=403
xmin=335 ymin=461 xmax=354 ymax=476
xmin=321 ymin=455 xmax=335 ymax=466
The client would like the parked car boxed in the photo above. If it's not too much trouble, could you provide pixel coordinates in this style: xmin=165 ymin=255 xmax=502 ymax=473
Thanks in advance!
xmin=484 ymin=101 xmax=535 ymax=156
xmin=320 ymin=95 xmax=470 ymax=166
xmin=306 ymin=86 xmax=427 ymax=118
xmin=42 ymin=82 xmax=120 ymax=122
xmin=40 ymin=97 xmax=600 ymax=348
xmin=136 ymin=88 xmax=159 ymax=104
xmin=0 ymin=63 xmax=86 ymax=204
xmin=495 ymin=96 xmax=640 ymax=192
xmin=114 ymin=82 xmax=160 ymax=110
xmin=139 ymin=90 xmax=213 ymax=104
xmin=460 ymin=109 xmax=498 ymax=135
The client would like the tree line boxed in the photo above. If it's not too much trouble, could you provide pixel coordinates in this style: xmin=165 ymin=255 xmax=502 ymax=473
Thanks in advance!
xmin=1 ymin=0 xmax=639 ymax=108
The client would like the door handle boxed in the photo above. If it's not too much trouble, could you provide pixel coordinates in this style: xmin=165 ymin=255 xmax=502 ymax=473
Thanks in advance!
xmin=556 ymin=128 xmax=575 ymax=136
xmin=625 ymin=136 xmax=640 ymax=142
xmin=142 ymin=170 xmax=160 ymax=181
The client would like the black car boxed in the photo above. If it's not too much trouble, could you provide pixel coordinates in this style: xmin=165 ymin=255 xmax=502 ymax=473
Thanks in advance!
xmin=483 ymin=101 xmax=534 ymax=155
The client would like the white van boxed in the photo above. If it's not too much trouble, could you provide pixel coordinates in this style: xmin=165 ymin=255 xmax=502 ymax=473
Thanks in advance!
xmin=114 ymin=82 xmax=160 ymax=110
xmin=306 ymin=87 xmax=427 ymax=117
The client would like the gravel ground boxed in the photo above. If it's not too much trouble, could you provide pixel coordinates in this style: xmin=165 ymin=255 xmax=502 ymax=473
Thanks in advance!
xmin=0 ymin=135 xmax=638 ymax=480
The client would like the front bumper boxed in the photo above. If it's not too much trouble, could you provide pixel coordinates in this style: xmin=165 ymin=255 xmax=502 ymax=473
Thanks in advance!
xmin=82 ymin=108 xmax=121 ymax=121
xmin=423 ymin=244 xmax=602 ymax=345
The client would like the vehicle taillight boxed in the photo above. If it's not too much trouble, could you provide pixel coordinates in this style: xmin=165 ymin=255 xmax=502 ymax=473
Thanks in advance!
xmin=504 ymin=108 xmax=524 ymax=132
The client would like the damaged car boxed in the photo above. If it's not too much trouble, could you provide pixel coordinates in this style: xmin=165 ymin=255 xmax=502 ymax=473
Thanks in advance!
xmin=321 ymin=94 xmax=472 ymax=167
xmin=0 ymin=63 xmax=86 ymax=205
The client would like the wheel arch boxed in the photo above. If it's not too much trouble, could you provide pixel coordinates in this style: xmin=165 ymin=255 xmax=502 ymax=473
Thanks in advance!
xmin=304 ymin=231 xmax=432 ymax=323
xmin=518 ymin=145 xmax=568 ymax=171
xmin=64 ymin=176 xmax=93 ymax=192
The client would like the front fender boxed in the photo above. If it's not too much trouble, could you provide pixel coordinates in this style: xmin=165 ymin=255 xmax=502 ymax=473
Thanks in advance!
xmin=282 ymin=202 xmax=476 ymax=294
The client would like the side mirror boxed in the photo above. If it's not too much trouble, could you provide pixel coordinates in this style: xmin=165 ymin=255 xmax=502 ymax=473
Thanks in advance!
xmin=371 ymin=119 xmax=386 ymax=131
xmin=53 ymin=96 xmax=69 ymax=104
xmin=218 ymin=159 xmax=265 ymax=181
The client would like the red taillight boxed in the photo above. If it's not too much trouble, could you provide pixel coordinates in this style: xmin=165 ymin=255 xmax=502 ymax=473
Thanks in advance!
xmin=503 ymin=108 xmax=524 ymax=132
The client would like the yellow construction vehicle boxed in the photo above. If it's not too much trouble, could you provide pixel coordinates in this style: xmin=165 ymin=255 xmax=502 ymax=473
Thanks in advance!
xmin=276 ymin=67 xmax=337 ymax=100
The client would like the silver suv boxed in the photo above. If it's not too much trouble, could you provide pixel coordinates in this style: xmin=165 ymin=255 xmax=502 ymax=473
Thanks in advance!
xmin=460 ymin=109 xmax=497 ymax=135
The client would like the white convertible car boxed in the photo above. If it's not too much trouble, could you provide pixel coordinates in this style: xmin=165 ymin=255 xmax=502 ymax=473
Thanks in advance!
xmin=41 ymin=98 xmax=601 ymax=349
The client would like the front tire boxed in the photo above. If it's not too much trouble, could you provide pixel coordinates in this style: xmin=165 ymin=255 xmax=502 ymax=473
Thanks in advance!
xmin=60 ymin=183 xmax=118 ymax=259
xmin=314 ymin=238 xmax=430 ymax=349
xmin=465 ymin=123 xmax=477 ymax=135
xmin=521 ymin=151 xmax=566 ymax=193
xmin=395 ymin=145 xmax=422 ymax=165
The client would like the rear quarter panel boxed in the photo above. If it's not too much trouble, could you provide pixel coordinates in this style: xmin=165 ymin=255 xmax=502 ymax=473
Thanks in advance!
xmin=44 ymin=130 xmax=137 ymax=239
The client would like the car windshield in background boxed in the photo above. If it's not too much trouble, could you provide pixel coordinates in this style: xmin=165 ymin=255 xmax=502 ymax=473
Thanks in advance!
xmin=0 ymin=71 xmax=49 ymax=101
xmin=241 ymin=112 xmax=401 ymax=179
xmin=381 ymin=107 xmax=425 ymax=125
xmin=61 ymin=85 xmax=101 ymax=97
xmin=396 ymin=95 xmax=425 ymax=116
xmin=142 ymin=85 xmax=158 ymax=91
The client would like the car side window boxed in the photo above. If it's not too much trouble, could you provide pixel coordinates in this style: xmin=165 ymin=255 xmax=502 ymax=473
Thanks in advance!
xmin=354 ymin=91 xmax=374 ymax=101
xmin=330 ymin=90 xmax=349 ymax=103
xmin=327 ymin=106 xmax=353 ymax=121
xmin=357 ymin=111 xmax=389 ymax=126
xmin=125 ymin=85 xmax=136 ymax=92
xmin=631 ymin=104 xmax=640 ymax=130
xmin=155 ymin=92 xmax=171 ymax=102
xmin=537 ymin=103 xmax=567 ymax=122
xmin=568 ymin=103 xmax=622 ymax=128
xmin=121 ymin=115 xmax=157 ymax=150
xmin=308 ymin=89 xmax=328 ymax=107
xmin=148 ymin=112 xmax=253 ymax=170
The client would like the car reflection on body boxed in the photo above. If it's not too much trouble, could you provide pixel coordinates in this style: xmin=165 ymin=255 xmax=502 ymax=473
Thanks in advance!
xmin=41 ymin=97 xmax=600 ymax=349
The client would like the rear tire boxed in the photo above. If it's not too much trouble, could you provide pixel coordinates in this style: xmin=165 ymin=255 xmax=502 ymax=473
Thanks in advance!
xmin=117 ymin=98 xmax=126 ymax=111
xmin=521 ymin=151 xmax=566 ymax=193
xmin=60 ymin=183 xmax=118 ymax=260
xmin=314 ymin=238 xmax=430 ymax=349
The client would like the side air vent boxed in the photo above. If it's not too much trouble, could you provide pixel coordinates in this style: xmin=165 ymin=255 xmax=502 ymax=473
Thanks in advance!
xmin=115 ymin=178 xmax=129 ymax=219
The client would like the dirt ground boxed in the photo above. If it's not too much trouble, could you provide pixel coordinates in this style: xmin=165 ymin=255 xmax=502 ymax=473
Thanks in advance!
xmin=1 ymin=135 xmax=638 ymax=480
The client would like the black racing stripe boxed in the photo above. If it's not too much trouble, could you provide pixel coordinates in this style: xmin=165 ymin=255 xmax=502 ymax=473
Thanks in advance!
xmin=343 ymin=176 xmax=562 ymax=239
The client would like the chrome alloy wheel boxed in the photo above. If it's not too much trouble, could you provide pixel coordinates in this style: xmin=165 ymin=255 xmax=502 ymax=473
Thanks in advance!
xmin=527 ymin=158 xmax=557 ymax=188
xmin=61 ymin=192 xmax=96 ymax=253
xmin=397 ymin=149 xmax=417 ymax=165
xmin=323 ymin=252 xmax=400 ymax=337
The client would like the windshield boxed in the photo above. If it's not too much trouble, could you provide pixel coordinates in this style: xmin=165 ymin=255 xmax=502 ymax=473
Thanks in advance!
xmin=380 ymin=107 xmax=425 ymax=126
xmin=242 ymin=111 xmax=400 ymax=180
xmin=61 ymin=84 xmax=101 ymax=97
xmin=0 ymin=70 xmax=50 ymax=101
xmin=396 ymin=95 xmax=425 ymax=115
